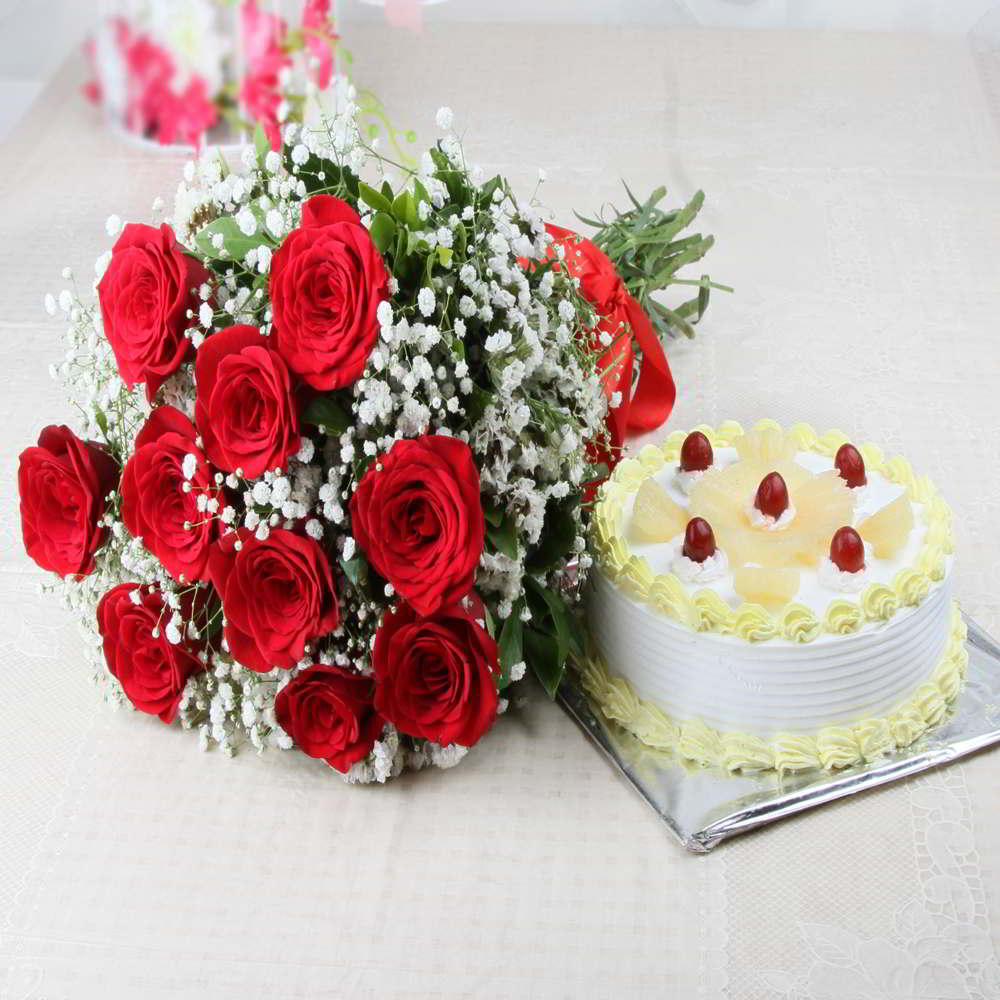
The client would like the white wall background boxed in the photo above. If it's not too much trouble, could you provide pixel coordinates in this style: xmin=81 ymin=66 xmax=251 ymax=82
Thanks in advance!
xmin=2 ymin=0 xmax=1000 ymax=139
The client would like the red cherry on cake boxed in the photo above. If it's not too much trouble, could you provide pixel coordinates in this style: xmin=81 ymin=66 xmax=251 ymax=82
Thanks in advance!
xmin=680 ymin=431 xmax=713 ymax=472
xmin=754 ymin=471 xmax=789 ymax=519
xmin=835 ymin=443 xmax=867 ymax=488
xmin=682 ymin=517 xmax=717 ymax=563
xmin=830 ymin=526 xmax=865 ymax=573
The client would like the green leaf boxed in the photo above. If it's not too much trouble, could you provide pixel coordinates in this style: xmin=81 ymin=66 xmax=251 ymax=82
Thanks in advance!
xmin=340 ymin=553 xmax=369 ymax=590
xmin=479 ymin=175 xmax=502 ymax=206
xmin=697 ymin=273 xmax=711 ymax=321
xmin=413 ymin=177 xmax=431 ymax=208
xmin=483 ymin=501 xmax=504 ymax=528
xmin=648 ymin=235 xmax=714 ymax=290
xmin=369 ymin=212 xmax=396 ymax=254
xmin=486 ymin=512 xmax=519 ymax=560
xmin=391 ymin=190 xmax=419 ymax=229
xmin=647 ymin=299 xmax=696 ymax=339
xmin=429 ymin=146 xmax=450 ymax=172
xmin=523 ymin=627 xmax=562 ymax=698
xmin=522 ymin=579 xmax=575 ymax=698
xmin=359 ymin=182 xmax=393 ymax=215
xmin=253 ymin=123 xmax=270 ymax=162
xmin=437 ymin=245 xmax=453 ymax=269
xmin=496 ymin=602 xmax=524 ymax=688
xmin=195 ymin=216 xmax=272 ymax=262
xmin=93 ymin=405 xmax=109 ymax=438
xmin=465 ymin=385 xmax=491 ymax=425
xmin=453 ymin=220 xmax=467 ymax=257
xmin=303 ymin=394 xmax=352 ymax=434
xmin=483 ymin=601 xmax=497 ymax=638
xmin=526 ymin=500 xmax=578 ymax=572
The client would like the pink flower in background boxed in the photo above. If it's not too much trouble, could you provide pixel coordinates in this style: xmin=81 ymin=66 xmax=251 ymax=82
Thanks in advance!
xmin=124 ymin=33 xmax=175 ymax=136
xmin=242 ymin=0 xmax=286 ymax=64
xmin=240 ymin=0 xmax=291 ymax=149
xmin=155 ymin=76 xmax=218 ymax=146
xmin=302 ymin=0 xmax=338 ymax=89
xmin=83 ymin=17 xmax=217 ymax=146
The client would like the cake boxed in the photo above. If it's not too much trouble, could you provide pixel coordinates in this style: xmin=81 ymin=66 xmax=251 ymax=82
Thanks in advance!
xmin=583 ymin=420 xmax=966 ymax=773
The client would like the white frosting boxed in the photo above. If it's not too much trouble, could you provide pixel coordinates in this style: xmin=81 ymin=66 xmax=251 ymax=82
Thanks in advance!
xmin=817 ymin=543 xmax=874 ymax=593
xmin=588 ymin=564 xmax=953 ymax=737
xmin=747 ymin=499 xmax=797 ymax=530
xmin=672 ymin=546 xmax=728 ymax=584
xmin=675 ymin=468 xmax=706 ymax=495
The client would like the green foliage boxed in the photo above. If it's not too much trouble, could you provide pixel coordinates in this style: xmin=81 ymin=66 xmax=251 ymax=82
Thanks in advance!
xmin=495 ymin=598 xmax=524 ymax=689
xmin=303 ymin=394 xmax=352 ymax=435
xmin=522 ymin=578 xmax=576 ymax=698
xmin=577 ymin=182 xmax=731 ymax=340
xmin=194 ymin=216 xmax=274 ymax=262
xmin=485 ymin=509 xmax=519 ymax=560
xmin=526 ymin=500 xmax=579 ymax=572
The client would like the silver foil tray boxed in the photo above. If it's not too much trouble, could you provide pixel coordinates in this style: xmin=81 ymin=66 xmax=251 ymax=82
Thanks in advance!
xmin=557 ymin=614 xmax=1000 ymax=853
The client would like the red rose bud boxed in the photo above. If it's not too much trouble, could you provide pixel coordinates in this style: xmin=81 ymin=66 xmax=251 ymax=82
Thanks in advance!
xmin=373 ymin=601 xmax=499 ymax=748
xmin=754 ymin=471 xmax=789 ymax=519
xmin=97 ymin=583 xmax=207 ymax=723
xmin=97 ymin=222 xmax=211 ymax=402
xmin=830 ymin=526 xmax=865 ymax=573
xmin=208 ymin=528 xmax=339 ymax=673
xmin=121 ymin=406 xmax=222 ymax=583
xmin=680 ymin=431 xmax=713 ymax=472
xmin=275 ymin=664 xmax=385 ymax=773
xmin=194 ymin=324 xmax=302 ymax=478
xmin=350 ymin=434 xmax=485 ymax=617
xmin=682 ymin=517 xmax=717 ymax=563
xmin=270 ymin=194 xmax=391 ymax=391
xmin=835 ymin=443 xmax=867 ymax=488
xmin=18 ymin=425 xmax=119 ymax=577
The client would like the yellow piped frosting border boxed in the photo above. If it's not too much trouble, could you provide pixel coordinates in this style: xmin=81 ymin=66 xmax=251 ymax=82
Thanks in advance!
xmin=578 ymin=602 xmax=968 ymax=773
xmin=592 ymin=420 xmax=954 ymax=643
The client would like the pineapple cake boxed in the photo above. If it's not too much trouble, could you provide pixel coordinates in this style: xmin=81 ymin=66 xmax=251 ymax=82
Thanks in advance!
xmin=583 ymin=420 xmax=965 ymax=773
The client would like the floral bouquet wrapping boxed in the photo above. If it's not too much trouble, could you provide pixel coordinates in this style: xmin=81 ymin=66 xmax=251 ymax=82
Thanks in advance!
xmin=19 ymin=104 xmax=720 ymax=782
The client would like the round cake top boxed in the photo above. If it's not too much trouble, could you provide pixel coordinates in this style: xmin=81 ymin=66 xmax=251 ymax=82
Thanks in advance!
xmin=592 ymin=420 xmax=953 ymax=644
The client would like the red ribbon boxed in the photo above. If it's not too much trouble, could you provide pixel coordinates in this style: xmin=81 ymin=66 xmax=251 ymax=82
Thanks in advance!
xmin=524 ymin=225 xmax=676 ymax=495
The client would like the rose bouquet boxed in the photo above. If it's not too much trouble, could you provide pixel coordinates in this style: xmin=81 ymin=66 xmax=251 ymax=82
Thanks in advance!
xmin=19 ymin=103 xmax=721 ymax=782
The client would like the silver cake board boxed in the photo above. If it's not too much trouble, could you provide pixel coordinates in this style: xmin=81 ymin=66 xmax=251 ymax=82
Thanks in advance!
xmin=557 ymin=614 xmax=1000 ymax=853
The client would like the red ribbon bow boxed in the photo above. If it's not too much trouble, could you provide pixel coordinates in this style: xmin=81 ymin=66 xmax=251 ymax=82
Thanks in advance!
xmin=542 ymin=224 xmax=676 ymax=465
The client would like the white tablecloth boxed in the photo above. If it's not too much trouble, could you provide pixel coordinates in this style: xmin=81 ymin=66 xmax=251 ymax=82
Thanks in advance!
xmin=2 ymin=25 xmax=999 ymax=999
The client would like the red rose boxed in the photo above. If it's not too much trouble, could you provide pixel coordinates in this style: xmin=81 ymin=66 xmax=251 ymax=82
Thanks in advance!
xmin=194 ymin=324 xmax=302 ymax=478
xmin=373 ymin=601 xmax=499 ymax=747
xmin=350 ymin=434 xmax=485 ymax=617
xmin=275 ymin=664 xmax=384 ymax=773
xmin=121 ymin=406 xmax=223 ymax=583
xmin=18 ymin=425 xmax=119 ymax=577
xmin=98 ymin=222 xmax=210 ymax=401
xmin=208 ymin=528 xmax=339 ymax=673
xmin=97 ymin=583 xmax=206 ymax=723
xmin=270 ymin=194 xmax=390 ymax=390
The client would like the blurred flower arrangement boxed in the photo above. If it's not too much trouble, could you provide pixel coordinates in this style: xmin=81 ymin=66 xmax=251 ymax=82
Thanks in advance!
xmin=83 ymin=0 xmax=386 ymax=150
xmin=19 ymin=101 xmax=721 ymax=782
